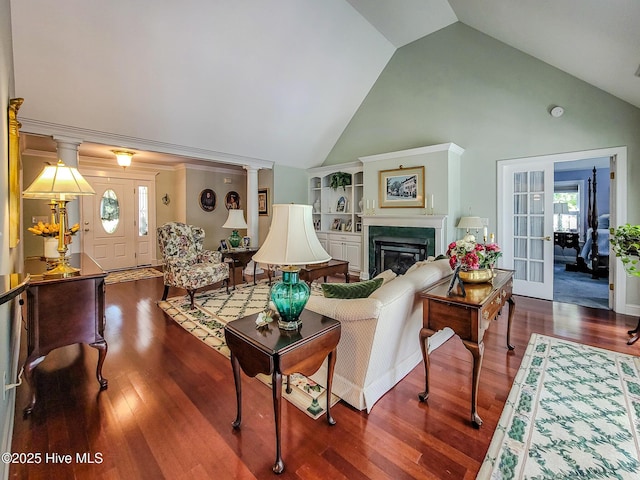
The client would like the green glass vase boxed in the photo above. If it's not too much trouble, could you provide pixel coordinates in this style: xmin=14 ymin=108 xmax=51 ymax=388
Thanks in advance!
xmin=228 ymin=229 xmax=242 ymax=248
xmin=270 ymin=269 xmax=310 ymax=330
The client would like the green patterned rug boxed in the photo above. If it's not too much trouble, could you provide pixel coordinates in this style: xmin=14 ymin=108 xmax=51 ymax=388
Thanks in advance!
xmin=157 ymin=281 xmax=339 ymax=420
xmin=105 ymin=267 xmax=163 ymax=284
xmin=479 ymin=333 xmax=640 ymax=479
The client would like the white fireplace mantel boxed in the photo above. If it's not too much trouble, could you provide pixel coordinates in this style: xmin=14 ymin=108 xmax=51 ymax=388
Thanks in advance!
xmin=360 ymin=214 xmax=447 ymax=279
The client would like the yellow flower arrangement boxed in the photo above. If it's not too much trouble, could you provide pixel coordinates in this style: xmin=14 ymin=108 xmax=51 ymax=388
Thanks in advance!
xmin=28 ymin=221 xmax=80 ymax=238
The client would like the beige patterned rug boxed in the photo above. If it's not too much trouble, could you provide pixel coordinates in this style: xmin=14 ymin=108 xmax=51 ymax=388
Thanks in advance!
xmin=479 ymin=333 xmax=640 ymax=479
xmin=157 ymin=281 xmax=339 ymax=420
xmin=105 ymin=267 xmax=163 ymax=284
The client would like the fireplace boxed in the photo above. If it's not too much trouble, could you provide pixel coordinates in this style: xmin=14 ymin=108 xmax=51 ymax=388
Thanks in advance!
xmin=361 ymin=215 xmax=447 ymax=280
xmin=374 ymin=236 xmax=429 ymax=276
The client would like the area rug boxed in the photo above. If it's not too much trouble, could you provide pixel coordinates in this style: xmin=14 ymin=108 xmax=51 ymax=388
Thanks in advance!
xmin=478 ymin=333 xmax=640 ymax=479
xmin=105 ymin=267 xmax=163 ymax=284
xmin=157 ymin=281 xmax=340 ymax=420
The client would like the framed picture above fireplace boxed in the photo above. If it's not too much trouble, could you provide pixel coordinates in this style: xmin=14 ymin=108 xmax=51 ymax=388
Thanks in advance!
xmin=379 ymin=165 xmax=425 ymax=208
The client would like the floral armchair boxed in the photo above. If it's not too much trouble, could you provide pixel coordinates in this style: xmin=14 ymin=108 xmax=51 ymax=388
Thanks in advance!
xmin=157 ymin=222 xmax=230 ymax=308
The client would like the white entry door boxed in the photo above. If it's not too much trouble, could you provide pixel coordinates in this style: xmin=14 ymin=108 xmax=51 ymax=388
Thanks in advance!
xmin=81 ymin=176 xmax=153 ymax=270
xmin=499 ymin=159 xmax=555 ymax=300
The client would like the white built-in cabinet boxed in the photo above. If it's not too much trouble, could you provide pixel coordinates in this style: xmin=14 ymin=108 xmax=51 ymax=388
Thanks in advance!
xmin=308 ymin=162 xmax=363 ymax=275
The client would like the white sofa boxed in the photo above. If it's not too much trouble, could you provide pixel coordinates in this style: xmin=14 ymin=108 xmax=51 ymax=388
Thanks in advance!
xmin=305 ymin=258 xmax=454 ymax=413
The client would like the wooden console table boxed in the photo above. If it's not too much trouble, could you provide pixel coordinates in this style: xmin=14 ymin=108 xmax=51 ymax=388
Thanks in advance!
xmin=418 ymin=269 xmax=515 ymax=428
xmin=22 ymin=254 xmax=108 ymax=415
xmin=224 ymin=310 xmax=340 ymax=474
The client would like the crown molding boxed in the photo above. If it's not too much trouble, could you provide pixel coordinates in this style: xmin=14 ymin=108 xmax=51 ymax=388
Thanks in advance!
xmin=19 ymin=118 xmax=274 ymax=170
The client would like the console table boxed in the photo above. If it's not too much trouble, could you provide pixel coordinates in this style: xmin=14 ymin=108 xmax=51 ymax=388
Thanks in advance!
xmin=22 ymin=254 xmax=108 ymax=415
xmin=224 ymin=310 xmax=340 ymax=474
xmin=418 ymin=269 xmax=515 ymax=428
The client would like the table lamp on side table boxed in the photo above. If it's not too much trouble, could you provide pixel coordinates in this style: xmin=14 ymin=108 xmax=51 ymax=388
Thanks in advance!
xmin=223 ymin=209 xmax=248 ymax=248
xmin=252 ymin=204 xmax=331 ymax=330
xmin=23 ymin=159 xmax=95 ymax=277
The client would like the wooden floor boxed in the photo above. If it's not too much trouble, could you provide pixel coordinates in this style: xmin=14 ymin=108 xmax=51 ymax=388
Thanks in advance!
xmin=9 ymin=273 xmax=640 ymax=479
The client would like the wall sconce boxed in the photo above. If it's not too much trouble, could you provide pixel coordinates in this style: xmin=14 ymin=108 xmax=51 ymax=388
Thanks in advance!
xmin=112 ymin=150 xmax=134 ymax=169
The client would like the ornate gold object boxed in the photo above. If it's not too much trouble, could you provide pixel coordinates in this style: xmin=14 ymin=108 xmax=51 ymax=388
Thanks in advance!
xmin=458 ymin=268 xmax=494 ymax=283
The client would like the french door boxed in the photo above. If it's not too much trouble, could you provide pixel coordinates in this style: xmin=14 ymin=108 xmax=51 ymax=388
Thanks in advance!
xmin=499 ymin=159 xmax=555 ymax=300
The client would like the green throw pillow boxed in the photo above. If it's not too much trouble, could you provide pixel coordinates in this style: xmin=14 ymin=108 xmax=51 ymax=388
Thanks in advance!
xmin=321 ymin=278 xmax=383 ymax=299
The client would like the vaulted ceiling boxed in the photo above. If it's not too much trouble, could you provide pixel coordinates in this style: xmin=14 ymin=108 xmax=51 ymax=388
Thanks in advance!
xmin=10 ymin=0 xmax=640 ymax=170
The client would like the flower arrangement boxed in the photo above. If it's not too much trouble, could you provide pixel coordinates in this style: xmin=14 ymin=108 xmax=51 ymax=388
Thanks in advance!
xmin=28 ymin=221 xmax=80 ymax=238
xmin=446 ymin=234 xmax=502 ymax=270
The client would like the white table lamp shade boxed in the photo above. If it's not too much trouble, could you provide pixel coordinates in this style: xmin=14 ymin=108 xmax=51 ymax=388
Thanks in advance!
xmin=222 ymin=209 xmax=248 ymax=229
xmin=252 ymin=204 xmax=330 ymax=266
xmin=456 ymin=216 xmax=484 ymax=230
xmin=23 ymin=160 xmax=95 ymax=198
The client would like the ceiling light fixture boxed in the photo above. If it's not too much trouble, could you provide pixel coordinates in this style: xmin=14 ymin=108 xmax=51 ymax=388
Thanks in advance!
xmin=112 ymin=150 xmax=134 ymax=169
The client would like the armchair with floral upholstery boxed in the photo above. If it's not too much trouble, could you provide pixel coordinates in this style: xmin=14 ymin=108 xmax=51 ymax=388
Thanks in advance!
xmin=157 ymin=222 xmax=230 ymax=308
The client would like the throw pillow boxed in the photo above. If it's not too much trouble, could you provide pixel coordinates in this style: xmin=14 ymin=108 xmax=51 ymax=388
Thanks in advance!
xmin=374 ymin=269 xmax=397 ymax=285
xmin=321 ymin=278 xmax=384 ymax=299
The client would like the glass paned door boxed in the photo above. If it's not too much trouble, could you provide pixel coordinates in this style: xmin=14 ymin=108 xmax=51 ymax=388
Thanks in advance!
xmin=501 ymin=160 xmax=554 ymax=300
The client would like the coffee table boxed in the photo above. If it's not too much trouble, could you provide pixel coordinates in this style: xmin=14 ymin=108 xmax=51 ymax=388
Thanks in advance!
xmin=298 ymin=259 xmax=349 ymax=285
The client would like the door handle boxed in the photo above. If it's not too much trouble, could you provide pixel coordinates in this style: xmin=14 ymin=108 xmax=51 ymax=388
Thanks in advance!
xmin=84 ymin=228 xmax=90 ymax=232
xmin=544 ymin=236 xmax=551 ymax=241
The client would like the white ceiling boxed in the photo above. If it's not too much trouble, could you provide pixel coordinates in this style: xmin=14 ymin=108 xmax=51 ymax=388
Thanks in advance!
xmin=11 ymin=0 xmax=640 ymax=171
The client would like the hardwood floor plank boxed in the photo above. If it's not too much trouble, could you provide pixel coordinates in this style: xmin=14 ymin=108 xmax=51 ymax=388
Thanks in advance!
xmin=9 ymin=276 xmax=640 ymax=479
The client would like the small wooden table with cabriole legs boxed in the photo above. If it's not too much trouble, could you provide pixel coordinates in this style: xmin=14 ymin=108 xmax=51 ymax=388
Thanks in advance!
xmin=224 ymin=309 xmax=341 ymax=474
xmin=418 ymin=269 xmax=515 ymax=428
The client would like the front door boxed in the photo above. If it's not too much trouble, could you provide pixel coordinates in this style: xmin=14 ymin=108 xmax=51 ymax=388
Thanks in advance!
xmin=499 ymin=160 xmax=555 ymax=300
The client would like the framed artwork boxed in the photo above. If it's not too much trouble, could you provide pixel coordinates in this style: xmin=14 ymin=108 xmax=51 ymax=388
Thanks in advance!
xmin=225 ymin=191 xmax=240 ymax=210
xmin=379 ymin=165 xmax=425 ymax=208
xmin=258 ymin=188 xmax=269 ymax=216
xmin=220 ymin=239 xmax=229 ymax=251
xmin=336 ymin=196 xmax=346 ymax=212
xmin=331 ymin=218 xmax=342 ymax=231
xmin=199 ymin=188 xmax=217 ymax=212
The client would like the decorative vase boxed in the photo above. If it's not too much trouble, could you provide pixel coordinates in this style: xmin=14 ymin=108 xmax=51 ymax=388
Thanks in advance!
xmin=228 ymin=229 xmax=242 ymax=248
xmin=44 ymin=237 xmax=59 ymax=259
xmin=270 ymin=268 xmax=310 ymax=330
xmin=458 ymin=267 xmax=494 ymax=284
xmin=313 ymin=198 xmax=321 ymax=213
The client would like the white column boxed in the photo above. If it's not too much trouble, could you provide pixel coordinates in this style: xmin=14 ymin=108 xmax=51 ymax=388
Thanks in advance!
xmin=243 ymin=166 xmax=262 ymax=274
xmin=54 ymin=136 xmax=83 ymax=254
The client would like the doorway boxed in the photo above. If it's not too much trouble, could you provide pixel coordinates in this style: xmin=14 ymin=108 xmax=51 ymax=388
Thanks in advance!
xmin=80 ymin=171 xmax=156 ymax=271
xmin=497 ymin=146 xmax=627 ymax=313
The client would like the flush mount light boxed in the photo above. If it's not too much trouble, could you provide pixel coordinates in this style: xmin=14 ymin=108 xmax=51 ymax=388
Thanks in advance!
xmin=112 ymin=150 xmax=134 ymax=169
xmin=550 ymin=106 xmax=565 ymax=118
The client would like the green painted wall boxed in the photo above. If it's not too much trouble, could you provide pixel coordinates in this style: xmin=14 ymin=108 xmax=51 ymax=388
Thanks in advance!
xmin=273 ymin=164 xmax=307 ymax=205
xmin=324 ymin=22 xmax=640 ymax=230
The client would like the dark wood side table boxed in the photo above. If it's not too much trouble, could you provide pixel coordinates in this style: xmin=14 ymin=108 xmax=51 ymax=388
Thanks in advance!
xmin=554 ymin=231 xmax=580 ymax=260
xmin=22 ymin=254 xmax=108 ymax=415
xmin=224 ymin=310 xmax=341 ymax=474
xmin=298 ymin=259 xmax=350 ymax=285
xmin=222 ymin=248 xmax=258 ymax=289
xmin=418 ymin=269 xmax=515 ymax=428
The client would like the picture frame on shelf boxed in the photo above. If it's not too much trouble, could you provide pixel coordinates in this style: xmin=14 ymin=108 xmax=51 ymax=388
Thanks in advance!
xmin=336 ymin=196 xmax=346 ymax=212
xmin=355 ymin=222 xmax=362 ymax=233
xmin=199 ymin=188 xmax=217 ymax=212
xmin=379 ymin=165 xmax=425 ymax=208
xmin=220 ymin=239 xmax=229 ymax=251
xmin=345 ymin=219 xmax=353 ymax=232
xmin=258 ymin=188 xmax=269 ymax=216
xmin=331 ymin=218 xmax=342 ymax=231
xmin=313 ymin=219 xmax=321 ymax=231
xmin=242 ymin=236 xmax=251 ymax=248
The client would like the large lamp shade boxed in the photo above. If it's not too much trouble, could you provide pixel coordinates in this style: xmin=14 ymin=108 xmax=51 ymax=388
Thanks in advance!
xmin=252 ymin=204 xmax=330 ymax=330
